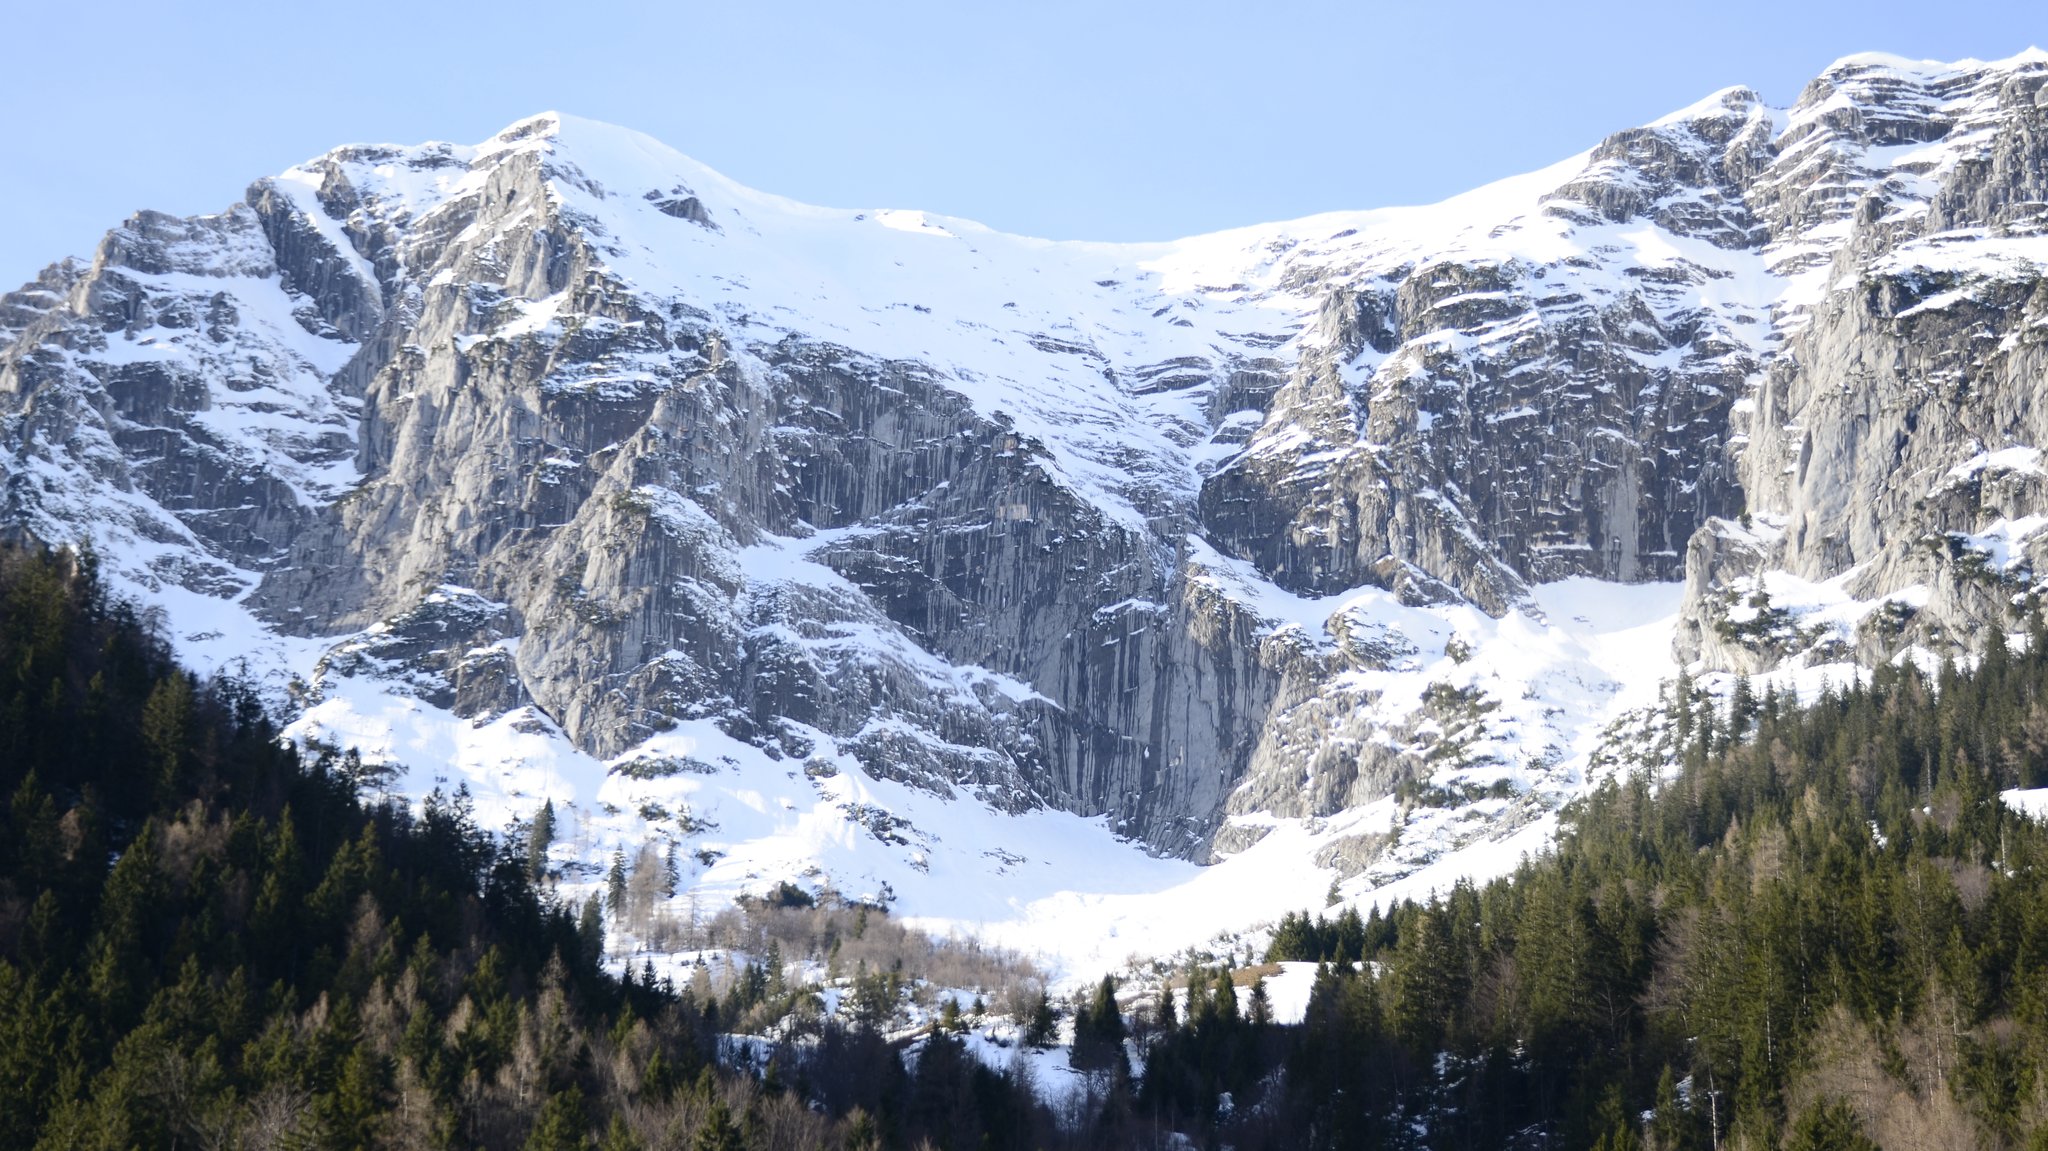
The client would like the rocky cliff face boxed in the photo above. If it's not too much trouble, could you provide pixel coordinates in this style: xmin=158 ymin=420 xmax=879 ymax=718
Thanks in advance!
xmin=4 ymin=52 xmax=2047 ymax=923
xmin=1675 ymin=55 xmax=2048 ymax=676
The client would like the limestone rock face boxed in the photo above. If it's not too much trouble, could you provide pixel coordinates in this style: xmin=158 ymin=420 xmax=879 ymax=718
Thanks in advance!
xmin=1677 ymin=55 xmax=2048 ymax=675
xmin=6 ymin=51 xmax=2048 ymax=878
xmin=1199 ymin=85 xmax=1774 ymax=612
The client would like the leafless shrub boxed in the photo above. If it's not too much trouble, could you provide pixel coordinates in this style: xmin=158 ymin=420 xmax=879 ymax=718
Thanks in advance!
xmin=241 ymin=1083 xmax=316 ymax=1151
xmin=664 ymin=898 xmax=1046 ymax=1017
xmin=157 ymin=800 xmax=229 ymax=883
xmin=1787 ymin=1001 xmax=1989 ymax=1151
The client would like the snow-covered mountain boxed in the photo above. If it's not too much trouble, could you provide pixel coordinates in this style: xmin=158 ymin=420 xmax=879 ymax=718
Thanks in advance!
xmin=4 ymin=49 xmax=2047 ymax=976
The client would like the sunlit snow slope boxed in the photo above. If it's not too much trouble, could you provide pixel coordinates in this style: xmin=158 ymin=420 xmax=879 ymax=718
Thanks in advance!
xmin=7 ymin=50 xmax=2048 ymax=978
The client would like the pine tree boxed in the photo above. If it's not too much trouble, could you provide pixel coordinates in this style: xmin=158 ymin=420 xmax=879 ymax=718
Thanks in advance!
xmin=1069 ymin=974 xmax=1126 ymax=1071
xmin=1334 ymin=906 xmax=1366 ymax=962
xmin=1648 ymin=1065 xmax=1696 ymax=1151
xmin=641 ymin=1049 xmax=677 ymax=1103
xmin=1781 ymin=1099 xmax=1878 ymax=1151
xmin=528 ymin=798 xmax=556 ymax=883
xmin=6 ymin=772 xmax=60 ymax=895
xmin=598 ymin=1114 xmax=640 ymax=1151
xmin=579 ymin=894 xmax=605 ymax=968
xmin=1674 ymin=668 xmax=1696 ymax=745
xmin=1092 ymin=975 xmax=1124 ymax=1042
xmin=252 ymin=808 xmax=305 ymax=951
xmin=1185 ymin=965 xmax=1212 ymax=1029
xmin=325 ymin=1042 xmax=385 ymax=1148
xmin=1023 ymin=990 xmax=1056 ymax=1047
xmin=1590 ymin=1080 xmax=1644 ymax=1151
xmin=1209 ymin=968 xmax=1237 ymax=1028
xmin=606 ymin=849 xmax=627 ymax=915
xmin=691 ymin=1100 xmax=744 ymax=1151
xmin=1248 ymin=977 xmax=1272 ymax=1028
xmin=525 ymin=1086 xmax=590 ymax=1150
xmin=140 ymin=674 xmax=192 ymax=803
xmin=1389 ymin=906 xmax=1468 ymax=1053
xmin=1729 ymin=674 xmax=1757 ymax=740
xmin=86 ymin=820 xmax=165 ymax=1023
xmin=842 ymin=1107 xmax=880 ymax=1151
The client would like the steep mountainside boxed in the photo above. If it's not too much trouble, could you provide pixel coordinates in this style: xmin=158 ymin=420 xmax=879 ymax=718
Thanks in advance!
xmin=4 ymin=49 xmax=2046 ymax=969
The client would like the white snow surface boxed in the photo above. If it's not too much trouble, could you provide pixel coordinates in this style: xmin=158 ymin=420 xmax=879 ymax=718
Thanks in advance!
xmin=26 ymin=105 xmax=1705 ymax=981
xmin=255 ymin=103 xmax=1825 ymax=533
xmin=1254 ymin=963 xmax=1324 ymax=1026
xmin=22 ymin=52 xmax=2048 ymax=986
xmin=2003 ymin=789 xmax=2048 ymax=822
xmin=282 ymin=574 xmax=1681 ymax=983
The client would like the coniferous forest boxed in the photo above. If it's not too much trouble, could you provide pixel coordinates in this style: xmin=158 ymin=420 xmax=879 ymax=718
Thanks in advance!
xmin=0 ymin=543 xmax=1045 ymax=1150
xmin=8 ymin=538 xmax=2048 ymax=1149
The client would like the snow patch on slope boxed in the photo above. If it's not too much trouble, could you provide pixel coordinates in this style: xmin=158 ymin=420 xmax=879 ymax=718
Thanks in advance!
xmin=279 ymin=574 xmax=1682 ymax=984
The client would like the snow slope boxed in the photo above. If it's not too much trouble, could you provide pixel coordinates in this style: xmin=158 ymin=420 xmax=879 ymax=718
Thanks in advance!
xmin=284 ymin=573 xmax=1681 ymax=981
xmin=16 ymin=50 xmax=2048 ymax=986
xmin=0 ymin=101 xmax=1739 ymax=982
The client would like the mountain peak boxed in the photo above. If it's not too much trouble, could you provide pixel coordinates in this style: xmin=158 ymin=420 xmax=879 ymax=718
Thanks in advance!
xmin=491 ymin=109 xmax=568 ymax=142
xmin=7 ymin=50 xmax=2048 ymax=975
xmin=1644 ymin=84 xmax=1768 ymax=130
xmin=1818 ymin=46 xmax=2048 ymax=80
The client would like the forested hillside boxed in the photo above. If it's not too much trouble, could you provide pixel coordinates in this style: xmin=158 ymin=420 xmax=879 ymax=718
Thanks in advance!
xmin=1247 ymin=629 xmax=2048 ymax=1149
xmin=9 ymin=535 xmax=2048 ymax=1150
xmin=0 ymin=542 xmax=1057 ymax=1150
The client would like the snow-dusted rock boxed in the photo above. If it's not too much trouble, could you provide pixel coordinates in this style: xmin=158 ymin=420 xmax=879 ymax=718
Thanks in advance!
xmin=6 ymin=50 xmax=2048 ymax=971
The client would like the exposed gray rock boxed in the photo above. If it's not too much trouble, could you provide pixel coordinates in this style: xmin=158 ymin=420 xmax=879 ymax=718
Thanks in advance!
xmin=1678 ymin=53 xmax=2048 ymax=675
xmin=6 ymin=53 xmax=2048 ymax=872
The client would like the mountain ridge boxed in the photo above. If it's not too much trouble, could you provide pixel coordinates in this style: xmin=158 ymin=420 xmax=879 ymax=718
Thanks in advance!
xmin=5 ymin=48 xmax=2048 ymax=974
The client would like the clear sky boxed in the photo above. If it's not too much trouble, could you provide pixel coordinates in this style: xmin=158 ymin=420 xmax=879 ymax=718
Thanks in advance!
xmin=0 ymin=0 xmax=2039 ymax=290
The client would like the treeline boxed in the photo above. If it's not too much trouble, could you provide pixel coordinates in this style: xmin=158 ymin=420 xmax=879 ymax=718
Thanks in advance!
xmin=0 ymin=543 xmax=1064 ymax=1150
xmin=1266 ymin=906 xmax=1385 ymax=965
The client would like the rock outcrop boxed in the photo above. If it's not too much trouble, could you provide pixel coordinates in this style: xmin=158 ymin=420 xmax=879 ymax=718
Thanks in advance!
xmin=1676 ymin=54 xmax=2048 ymax=675
xmin=5 ymin=50 xmax=2048 ymax=883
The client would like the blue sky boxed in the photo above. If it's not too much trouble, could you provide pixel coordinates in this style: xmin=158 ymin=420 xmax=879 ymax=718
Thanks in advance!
xmin=0 ymin=0 xmax=2038 ymax=289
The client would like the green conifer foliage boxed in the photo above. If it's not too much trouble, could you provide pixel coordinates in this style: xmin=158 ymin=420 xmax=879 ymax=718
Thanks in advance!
xmin=530 ymin=798 xmax=557 ymax=883
xmin=525 ymin=1085 xmax=591 ymax=1151
xmin=690 ymin=1099 xmax=744 ymax=1151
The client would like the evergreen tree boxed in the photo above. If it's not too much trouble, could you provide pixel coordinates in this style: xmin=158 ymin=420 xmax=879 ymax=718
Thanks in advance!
xmin=842 ymin=1107 xmax=880 ymax=1151
xmin=21 ymin=532 xmax=2048 ymax=1148
xmin=1781 ymin=1099 xmax=1878 ymax=1151
xmin=691 ymin=1100 xmax=744 ymax=1151
xmin=598 ymin=1113 xmax=640 ymax=1151
xmin=1648 ymin=1065 xmax=1697 ymax=1151
xmin=1209 ymin=968 xmax=1237 ymax=1027
xmin=606 ymin=849 xmax=628 ymax=915
xmin=579 ymin=893 xmax=606 ymax=967
xmin=526 ymin=1085 xmax=591 ymax=1150
xmin=1590 ymin=1081 xmax=1643 ymax=1151
xmin=1023 ymin=990 xmax=1057 ymax=1048
xmin=529 ymin=797 xmax=557 ymax=882
xmin=1247 ymin=977 xmax=1272 ymax=1028
xmin=140 ymin=674 xmax=192 ymax=803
